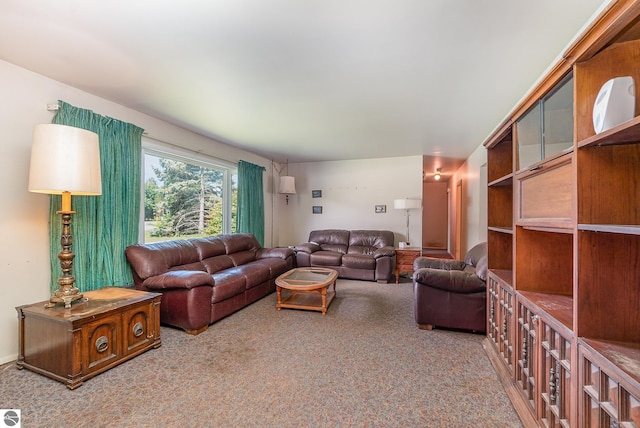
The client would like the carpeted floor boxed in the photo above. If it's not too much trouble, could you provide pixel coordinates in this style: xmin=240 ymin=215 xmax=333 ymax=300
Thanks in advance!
xmin=2 ymin=279 xmax=522 ymax=427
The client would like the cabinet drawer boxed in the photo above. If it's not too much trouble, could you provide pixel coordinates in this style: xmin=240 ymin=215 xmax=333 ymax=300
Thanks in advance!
xmin=516 ymin=155 xmax=573 ymax=228
xmin=397 ymin=253 xmax=420 ymax=263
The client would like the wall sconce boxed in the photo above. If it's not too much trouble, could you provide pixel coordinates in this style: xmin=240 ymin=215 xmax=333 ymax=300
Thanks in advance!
xmin=28 ymin=124 xmax=102 ymax=308
xmin=434 ymin=168 xmax=442 ymax=181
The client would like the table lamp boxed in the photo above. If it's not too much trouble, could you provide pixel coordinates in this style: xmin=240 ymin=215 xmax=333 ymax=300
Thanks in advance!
xmin=28 ymin=124 xmax=102 ymax=308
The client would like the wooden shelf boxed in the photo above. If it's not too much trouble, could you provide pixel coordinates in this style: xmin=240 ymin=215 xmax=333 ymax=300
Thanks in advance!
xmin=579 ymin=338 xmax=640 ymax=389
xmin=488 ymin=173 xmax=513 ymax=187
xmin=488 ymin=226 xmax=513 ymax=234
xmin=577 ymin=143 xmax=640 ymax=226
xmin=488 ymin=229 xmax=513 ymax=271
xmin=577 ymin=230 xmax=640 ymax=343
xmin=578 ymin=115 xmax=640 ymax=148
xmin=489 ymin=269 xmax=513 ymax=288
xmin=515 ymin=227 xmax=573 ymax=296
xmin=518 ymin=291 xmax=573 ymax=332
xmin=578 ymin=224 xmax=640 ymax=235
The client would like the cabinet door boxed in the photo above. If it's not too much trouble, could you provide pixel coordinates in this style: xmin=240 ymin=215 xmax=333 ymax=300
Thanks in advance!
xmin=499 ymin=284 xmax=514 ymax=371
xmin=516 ymin=74 xmax=574 ymax=172
xmin=487 ymin=274 xmax=501 ymax=351
xmin=579 ymin=342 xmax=640 ymax=427
xmin=122 ymin=303 xmax=157 ymax=355
xmin=539 ymin=318 xmax=572 ymax=427
xmin=516 ymin=154 xmax=573 ymax=229
xmin=516 ymin=299 xmax=538 ymax=416
xmin=82 ymin=315 xmax=121 ymax=374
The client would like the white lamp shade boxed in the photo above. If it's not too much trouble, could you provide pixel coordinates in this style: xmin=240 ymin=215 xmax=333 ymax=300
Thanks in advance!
xmin=393 ymin=198 xmax=421 ymax=210
xmin=279 ymin=176 xmax=296 ymax=195
xmin=28 ymin=124 xmax=102 ymax=195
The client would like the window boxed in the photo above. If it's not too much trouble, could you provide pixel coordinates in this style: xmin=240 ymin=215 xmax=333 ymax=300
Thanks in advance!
xmin=142 ymin=144 xmax=237 ymax=243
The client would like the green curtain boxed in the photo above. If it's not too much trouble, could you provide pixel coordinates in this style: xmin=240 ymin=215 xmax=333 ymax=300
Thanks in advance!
xmin=49 ymin=101 xmax=143 ymax=291
xmin=236 ymin=160 xmax=266 ymax=245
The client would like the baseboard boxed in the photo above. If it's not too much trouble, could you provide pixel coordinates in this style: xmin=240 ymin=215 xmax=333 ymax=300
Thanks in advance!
xmin=0 ymin=354 xmax=17 ymax=366
xmin=482 ymin=338 xmax=538 ymax=427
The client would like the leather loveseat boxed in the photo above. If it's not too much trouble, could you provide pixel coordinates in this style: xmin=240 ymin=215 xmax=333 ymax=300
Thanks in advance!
xmin=125 ymin=233 xmax=294 ymax=334
xmin=413 ymin=242 xmax=487 ymax=333
xmin=295 ymin=229 xmax=396 ymax=283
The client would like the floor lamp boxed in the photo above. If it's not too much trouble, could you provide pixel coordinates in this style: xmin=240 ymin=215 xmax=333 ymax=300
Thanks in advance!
xmin=394 ymin=198 xmax=422 ymax=246
xmin=28 ymin=124 xmax=102 ymax=308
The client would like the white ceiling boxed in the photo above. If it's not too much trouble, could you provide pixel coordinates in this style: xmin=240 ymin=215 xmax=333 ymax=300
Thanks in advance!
xmin=1 ymin=0 xmax=609 ymax=163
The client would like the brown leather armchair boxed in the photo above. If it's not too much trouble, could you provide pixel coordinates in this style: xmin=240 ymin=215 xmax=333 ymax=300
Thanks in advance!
xmin=413 ymin=242 xmax=487 ymax=333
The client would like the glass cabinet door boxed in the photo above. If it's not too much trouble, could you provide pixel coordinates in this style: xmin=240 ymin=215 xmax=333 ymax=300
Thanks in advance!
xmin=517 ymin=102 xmax=542 ymax=170
xmin=543 ymin=76 xmax=574 ymax=159
xmin=517 ymin=74 xmax=574 ymax=171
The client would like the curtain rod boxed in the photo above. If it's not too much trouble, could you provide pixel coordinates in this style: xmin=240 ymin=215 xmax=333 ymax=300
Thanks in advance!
xmin=46 ymin=103 xmax=257 ymax=170
xmin=143 ymin=133 xmax=238 ymax=168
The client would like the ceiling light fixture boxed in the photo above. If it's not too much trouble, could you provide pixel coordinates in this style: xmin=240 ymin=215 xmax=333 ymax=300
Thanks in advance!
xmin=434 ymin=168 xmax=442 ymax=181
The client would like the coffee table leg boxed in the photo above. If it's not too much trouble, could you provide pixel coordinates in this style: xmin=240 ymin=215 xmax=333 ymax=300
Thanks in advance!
xmin=276 ymin=286 xmax=282 ymax=311
xmin=321 ymin=287 xmax=327 ymax=315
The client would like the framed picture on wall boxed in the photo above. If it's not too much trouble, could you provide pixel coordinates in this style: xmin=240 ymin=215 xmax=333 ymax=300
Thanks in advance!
xmin=375 ymin=205 xmax=386 ymax=213
xmin=312 ymin=190 xmax=322 ymax=198
xmin=312 ymin=206 xmax=323 ymax=214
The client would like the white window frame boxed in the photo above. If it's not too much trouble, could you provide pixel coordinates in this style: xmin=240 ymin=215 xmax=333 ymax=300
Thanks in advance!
xmin=140 ymin=137 xmax=237 ymax=243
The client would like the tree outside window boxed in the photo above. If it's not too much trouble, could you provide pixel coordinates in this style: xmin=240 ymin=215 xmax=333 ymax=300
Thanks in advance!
xmin=143 ymin=151 xmax=237 ymax=243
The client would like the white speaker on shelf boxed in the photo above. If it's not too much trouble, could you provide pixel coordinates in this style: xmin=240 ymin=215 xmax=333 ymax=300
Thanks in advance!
xmin=592 ymin=76 xmax=636 ymax=134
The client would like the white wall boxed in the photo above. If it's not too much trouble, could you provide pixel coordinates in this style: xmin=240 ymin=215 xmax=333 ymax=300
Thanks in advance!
xmin=449 ymin=143 xmax=488 ymax=256
xmin=275 ymin=156 xmax=424 ymax=247
xmin=0 ymin=60 xmax=275 ymax=364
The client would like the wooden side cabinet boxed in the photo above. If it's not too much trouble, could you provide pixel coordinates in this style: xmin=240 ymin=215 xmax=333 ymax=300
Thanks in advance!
xmin=16 ymin=287 xmax=161 ymax=389
xmin=395 ymin=247 xmax=422 ymax=283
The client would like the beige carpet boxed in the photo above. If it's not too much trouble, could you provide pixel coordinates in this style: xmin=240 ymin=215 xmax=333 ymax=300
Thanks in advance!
xmin=2 ymin=279 xmax=522 ymax=427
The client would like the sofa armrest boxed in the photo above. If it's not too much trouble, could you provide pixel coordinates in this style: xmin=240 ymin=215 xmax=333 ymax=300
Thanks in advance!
xmin=373 ymin=246 xmax=396 ymax=259
xmin=142 ymin=270 xmax=215 ymax=290
xmin=295 ymin=242 xmax=321 ymax=254
xmin=413 ymin=257 xmax=466 ymax=271
xmin=413 ymin=268 xmax=485 ymax=293
xmin=256 ymin=247 xmax=294 ymax=260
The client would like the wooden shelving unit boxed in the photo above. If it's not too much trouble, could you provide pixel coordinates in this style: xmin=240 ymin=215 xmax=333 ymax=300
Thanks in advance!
xmin=483 ymin=2 xmax=640 ymax=426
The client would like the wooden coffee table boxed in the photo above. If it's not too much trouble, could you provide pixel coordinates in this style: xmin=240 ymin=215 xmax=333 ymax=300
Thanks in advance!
xmin=275 ymin=267 xmax=338 ymax=315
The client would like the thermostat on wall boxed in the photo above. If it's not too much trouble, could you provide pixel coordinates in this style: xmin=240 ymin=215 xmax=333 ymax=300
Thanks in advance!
xmin=592 ymin=76 xmax=635 ymax=134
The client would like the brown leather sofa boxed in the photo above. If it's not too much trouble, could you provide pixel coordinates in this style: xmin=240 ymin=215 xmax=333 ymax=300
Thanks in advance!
xmin=295 ymin=229 xmax=396 ymax=283
xmin=125 ymin=233 xmax=294 ymax=334
xmin=413 ymin=242 xmax=487 ymax=333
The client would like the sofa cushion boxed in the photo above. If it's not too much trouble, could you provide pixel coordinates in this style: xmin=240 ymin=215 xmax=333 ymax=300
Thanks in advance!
xmin=310 ymin=251 xmax=343 ymax=266
xmin=227 ymin=264 xmax=270 ymax=289
xmin=191 ymin=236 xmax=227 ymax=259
xmin=143 ymin=270 xmax=214 ymax=290
xmin=169 ymin=260 xmax=208 ymax=271
xmin=220 ymin=233 xmax=260 ymax=254
xmin=308 ymin=229 xmax=349 ymax=254
xmin=229 ymin=250 xmax=257 ymax=266
xmin=201 ymin=255 xmax=235 ymax=274
xmin=210 ymin=271 xmax=247 ymax=303
xmin=251 ymin=258 xmax=290 ymax=278
xmin=414 ymin=268 xmax=486 ymax=293
xmin=349 ymin=230 xmax=394 ymax=249
xmin=342 ymin=253 xmax=376 ymax=270
xmin=475 ymin=255 xmax=488 ymax=281
xmin=125 ymin=240 xmax=201 ymax=279
xmin=414 ymin=257 xmax=466 ymax=271
xmin=464 ymin=242 xmax=487 ymax=267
